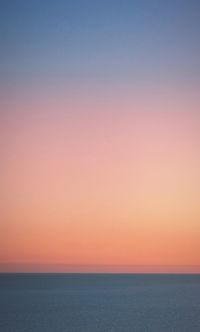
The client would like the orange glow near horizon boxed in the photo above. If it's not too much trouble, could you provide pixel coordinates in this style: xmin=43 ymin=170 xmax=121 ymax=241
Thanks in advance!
xmin=1 ymin=87 xmax=200 ymax=273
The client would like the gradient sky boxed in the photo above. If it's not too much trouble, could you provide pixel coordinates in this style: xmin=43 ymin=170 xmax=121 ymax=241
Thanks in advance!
xmin=0 ymin=0 xmax=200 ymax=273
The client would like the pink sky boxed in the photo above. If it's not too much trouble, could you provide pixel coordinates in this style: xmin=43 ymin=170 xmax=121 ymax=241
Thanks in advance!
xmin=1 ymin=86 xmax=200 ymax=273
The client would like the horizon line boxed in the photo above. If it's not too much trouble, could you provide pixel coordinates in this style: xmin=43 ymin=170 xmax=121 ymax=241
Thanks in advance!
xmin=1 ymin=263 xmax=200 ymax=274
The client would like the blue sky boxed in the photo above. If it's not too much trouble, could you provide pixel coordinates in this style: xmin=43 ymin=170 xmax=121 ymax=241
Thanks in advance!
xmin=1 ymin=0 xmax=199 ymax=88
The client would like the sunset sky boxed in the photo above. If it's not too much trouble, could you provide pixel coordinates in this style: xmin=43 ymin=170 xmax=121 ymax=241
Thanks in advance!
xmin=1 ymin=0 xmax=200 ymax=273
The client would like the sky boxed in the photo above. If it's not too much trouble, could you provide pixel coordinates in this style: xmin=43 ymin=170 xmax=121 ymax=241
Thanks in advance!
xmin=0 ymin=0 xmax=200 ymax=273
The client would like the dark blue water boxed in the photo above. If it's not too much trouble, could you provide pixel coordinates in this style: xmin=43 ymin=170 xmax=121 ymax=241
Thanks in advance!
xmin=0 ymin=274 xmax=200 ymax=332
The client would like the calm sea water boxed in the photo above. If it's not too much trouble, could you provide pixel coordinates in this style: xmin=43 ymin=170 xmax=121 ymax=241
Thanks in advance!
xmin=0 ymin=274 xmax=200 ymax=332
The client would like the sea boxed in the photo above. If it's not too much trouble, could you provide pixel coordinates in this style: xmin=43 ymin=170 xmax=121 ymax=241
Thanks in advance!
xmin=0 ymin=274 xmax=200 ymax=332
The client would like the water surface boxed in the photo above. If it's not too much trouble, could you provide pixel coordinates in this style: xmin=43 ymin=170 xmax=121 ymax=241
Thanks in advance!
xmin=0 ymin=274 xmax=200 ymax=331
